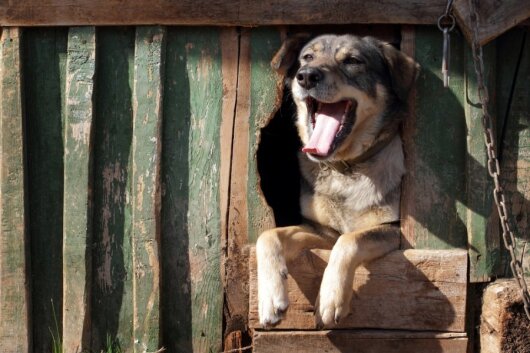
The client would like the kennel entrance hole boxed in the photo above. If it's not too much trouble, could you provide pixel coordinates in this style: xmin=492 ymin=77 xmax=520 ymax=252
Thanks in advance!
xmin=257 ymin=92 xmax=302 ymax=227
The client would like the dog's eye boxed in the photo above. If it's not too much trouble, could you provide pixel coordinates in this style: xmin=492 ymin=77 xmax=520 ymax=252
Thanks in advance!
xmin=302 ymin=53 xmax=314 ymax=62
xmin=343 ymin=56 xmax=363 ymax=65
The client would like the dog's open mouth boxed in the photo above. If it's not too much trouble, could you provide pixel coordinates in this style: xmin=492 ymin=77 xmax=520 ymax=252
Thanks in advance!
xmin=302 ymin=98 xmax=357 ymax=158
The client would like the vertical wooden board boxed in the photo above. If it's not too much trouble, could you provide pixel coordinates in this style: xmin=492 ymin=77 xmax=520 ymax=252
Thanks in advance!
xmin=62 ymin=26 xmax=96 ymax=353
xmin=0 ymin=27 xmax=30 ymax=353
xmin=91 ymin=27 xmax=135 ymax=352
xmin=247 ymin=27 xmax=282 ymax=243
xmin=131 ymin=26 xmax=164 ymax=353
xmin=161 ymin=27 xmax=223 ymax=353
xmin=464 ymin=41 xmax=500 ymax=282
xmin=497 ymin=29 xmax=530 ymax=277
xmin=221 ymin=27 xmax=249 ymax=338
xmin=23 ymin=27 xmax=67 ymax=353
xmin=401 ymin=26 xmax=467 ymax=250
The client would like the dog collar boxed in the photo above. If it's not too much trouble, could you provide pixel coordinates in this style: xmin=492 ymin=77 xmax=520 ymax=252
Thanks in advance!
xmin=320 ymin=119 xmax=401 ymax=174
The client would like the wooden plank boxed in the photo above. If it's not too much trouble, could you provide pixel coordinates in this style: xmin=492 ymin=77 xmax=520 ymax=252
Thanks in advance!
xmin=91 ymin=27 xmax=135 ymax=352
xmin=480 ymin=279 xmax=530 ymax=353
xmin=464 ymin=41 xmax=500 ymax=282
xmin=0 ymin=1 xmax=448 ymax=26
xmin=253 ymin=331 xmax=468 ymax=353
xmin=454 ymin=0 xmax=530 ymax=46
xmin=0 ymin=27 xmax=30 ymax=353
xmin=23 ymin=27 xmax=67 ymax=353
xmin=131 ymin=26 xmax=165 ymax=352
xmin=496 ymin=29 xmax=530 ymax=277
xmin=221 ymin=27 xmax=248 ymax=339
xmin=246 ymin=27 xmax=282 ymax=242
xmin=160 ymin=27 xmax=223 ymax=352
xmin=400 ymin=26 xmax=468 ymax=250
xmin=62 ymin=26 xmax=96 ymax=353
xmin=249 ymin=247 xmax=468 ymax=331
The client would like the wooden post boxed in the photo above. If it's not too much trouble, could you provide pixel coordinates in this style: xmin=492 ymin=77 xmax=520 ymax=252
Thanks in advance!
xmin=23 ymin=27 xmax=67 ymax=353
xmin=464 ymin=41 xmax=500 ymax=282
xmin=62 ymin=26 xmax=96 ymax=353
xmin=400 ymin=26 xmax=468 ymax=250
xmin=91 ymin=27 xmax=135 ymax=351
xmin=0 ymin=27 xmax=31 ymax=353
xmin=131 ymin=26 xmax=165 ymax=352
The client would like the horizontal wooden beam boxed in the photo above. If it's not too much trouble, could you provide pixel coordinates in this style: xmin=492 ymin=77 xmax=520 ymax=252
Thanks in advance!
xmin=249 ymin=247 xmax=468 ymax=332
xmin=0 ymin=0 xmax=448 ymax=26
xmin=253 ymin=331 xmax=468 ymax=353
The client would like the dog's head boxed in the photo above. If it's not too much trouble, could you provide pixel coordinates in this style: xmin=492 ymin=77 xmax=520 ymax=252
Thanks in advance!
xmin=273 ymin=34 xmax=419 ymax=162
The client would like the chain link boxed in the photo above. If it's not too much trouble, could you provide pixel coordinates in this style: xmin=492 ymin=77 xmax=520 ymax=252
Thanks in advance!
xmin=467 ymin=0 xmax=530 ymax=319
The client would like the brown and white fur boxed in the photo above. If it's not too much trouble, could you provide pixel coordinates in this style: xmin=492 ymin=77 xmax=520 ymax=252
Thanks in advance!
xmin=256 ymin=34 xmax=419 ymax=328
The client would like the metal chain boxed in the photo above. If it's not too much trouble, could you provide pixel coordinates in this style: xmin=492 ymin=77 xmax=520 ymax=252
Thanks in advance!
xmin=467 ymin=0 xmax=530 ymax=319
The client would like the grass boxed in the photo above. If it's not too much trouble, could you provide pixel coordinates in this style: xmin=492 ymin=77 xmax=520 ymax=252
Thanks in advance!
xmin=49 ymin=300 xmax=62 ymax=353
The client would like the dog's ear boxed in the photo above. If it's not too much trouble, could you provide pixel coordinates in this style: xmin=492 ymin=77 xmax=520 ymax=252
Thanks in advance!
xmin=379 ymin=43 xmax=420 ymax=102
xmin=271 ymin=33 xmax=312 ymax=83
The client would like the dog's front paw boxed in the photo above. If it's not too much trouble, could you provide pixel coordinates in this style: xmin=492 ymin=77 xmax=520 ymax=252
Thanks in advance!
xmin=257 ymin=245 xmax=290 ymax=327
xmin=315 ymin=266 xmax=352 ymax=328
xmin=258 ymin=264 xmax=289 ymax=327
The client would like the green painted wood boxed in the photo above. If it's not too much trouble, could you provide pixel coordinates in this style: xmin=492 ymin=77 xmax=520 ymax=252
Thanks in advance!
xmin=497 ymin=28 xmax=530 ymax=277
xmin=23 ymin=27 xmax=68 ymax=353
xmin=464 ymin=41 xmax=500 ymax=282
xmin=0 ymin=27 xmax=30 ymax=353
xmin=131 ymin=26 xmax=165 ymax=352
xmin=62 ymin=26 xmax=96 ymax=353
xmin=91 ymin=27 xmax=135 ymax=352
xmin=247 ymin=27 xmax=282 ymax=243
xmin=161 ymin=27 xmax=223 ymax=353
xmin=404 ymin=26 xmax=467 ymax=250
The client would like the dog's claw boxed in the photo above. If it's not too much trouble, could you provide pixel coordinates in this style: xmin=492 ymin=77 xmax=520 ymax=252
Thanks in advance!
xmin=280 ymin=268 xmax=288 ymax=280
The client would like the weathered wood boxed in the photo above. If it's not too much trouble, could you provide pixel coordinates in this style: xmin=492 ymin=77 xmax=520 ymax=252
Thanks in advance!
xmin=496 ymin=28 xmax=530 ymax=277
xmin=0 ymin=1 xmax=449 ymax=26
xmin=400 ymin=25 xmax=416 ymax=249
xmin=464 ymin=41 xmax=500 ymax=283
xmin=454 ymin=0 xmax=530 ymax=46
xmin=400 ymin=26 xmax=467 ymax=250
xmin=62 ymin=26 xmax=96 ymax=353
xmin=480 ymin=279 xmax=530 ymax=353
xmin=131 ymin=26 xmax=165 ymax=352
xmin=249 ymin=247 xmax=467 ymax=331
xmin=160 ymin=27 xmax=223 ymax=352
xmin=91 ymin=27 xmax=135 ymax=352
xmin=0 ymin=27 xmax=30 ymax=353
xmin=247 ymin=28 xmax=282 ymax=242
xmin=221 ymin=27 xmax=248 ymax=339
xmin=253 ymin=330 xmax=468 ymax=353
xmin=23 ymin=27 xmax=67 ymax=353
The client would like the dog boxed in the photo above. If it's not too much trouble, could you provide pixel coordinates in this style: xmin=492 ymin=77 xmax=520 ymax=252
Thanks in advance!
xmin=256 ymin=34 xmax=420 ymax=328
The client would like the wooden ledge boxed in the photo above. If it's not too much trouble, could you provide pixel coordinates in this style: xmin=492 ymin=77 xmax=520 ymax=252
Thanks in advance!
xmin=253 ymin=330 xmax=468 ymax=353
xmin=249 ymin=247 xmax=468 ymax=331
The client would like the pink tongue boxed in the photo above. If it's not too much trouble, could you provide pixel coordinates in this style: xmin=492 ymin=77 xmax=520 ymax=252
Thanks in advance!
xmin=302 ymin=101 xmax=347 ymax=156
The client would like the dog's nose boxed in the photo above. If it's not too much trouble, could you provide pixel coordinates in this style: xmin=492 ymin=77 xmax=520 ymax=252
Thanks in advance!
xmin=296 ymin=67 xmax=323 ymax=89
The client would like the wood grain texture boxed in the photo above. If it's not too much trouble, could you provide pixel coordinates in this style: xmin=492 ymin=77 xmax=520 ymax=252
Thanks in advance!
xmin=23 ymin=27 xmax=67 ymax=353
xmin=160 ymin=27 xmax=223 ymax=352
xmin=400 ymin=26 xmax=467 ymax=250
xmin=454 ymin=0 xmax=530 ymax=46
xmin=0 ymin=27 xmax=30 ymax=353
xmin=249 ymin=247 xmax=467 ymax=331
xmin=91 ymin=27 xmax=135 ymax=352
xmin=464 ymin=41 xmax=500 ymax=283
xmin=496 ymin=29 xmax=530 ymax=278
xmin=0 ymin=1 xmax=448 ymax=26
xmin=246 ymin=27 xmax=282 ymax=243
xmin=131 ymin=26 xmax=165 ymax=352
xmin=253 ymin=331 xmax=468 ymax=353
xmin=221 ymin=27 xmax=249 ymax=338
xmin=62 ymin=26 xmax=96 ymax=353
